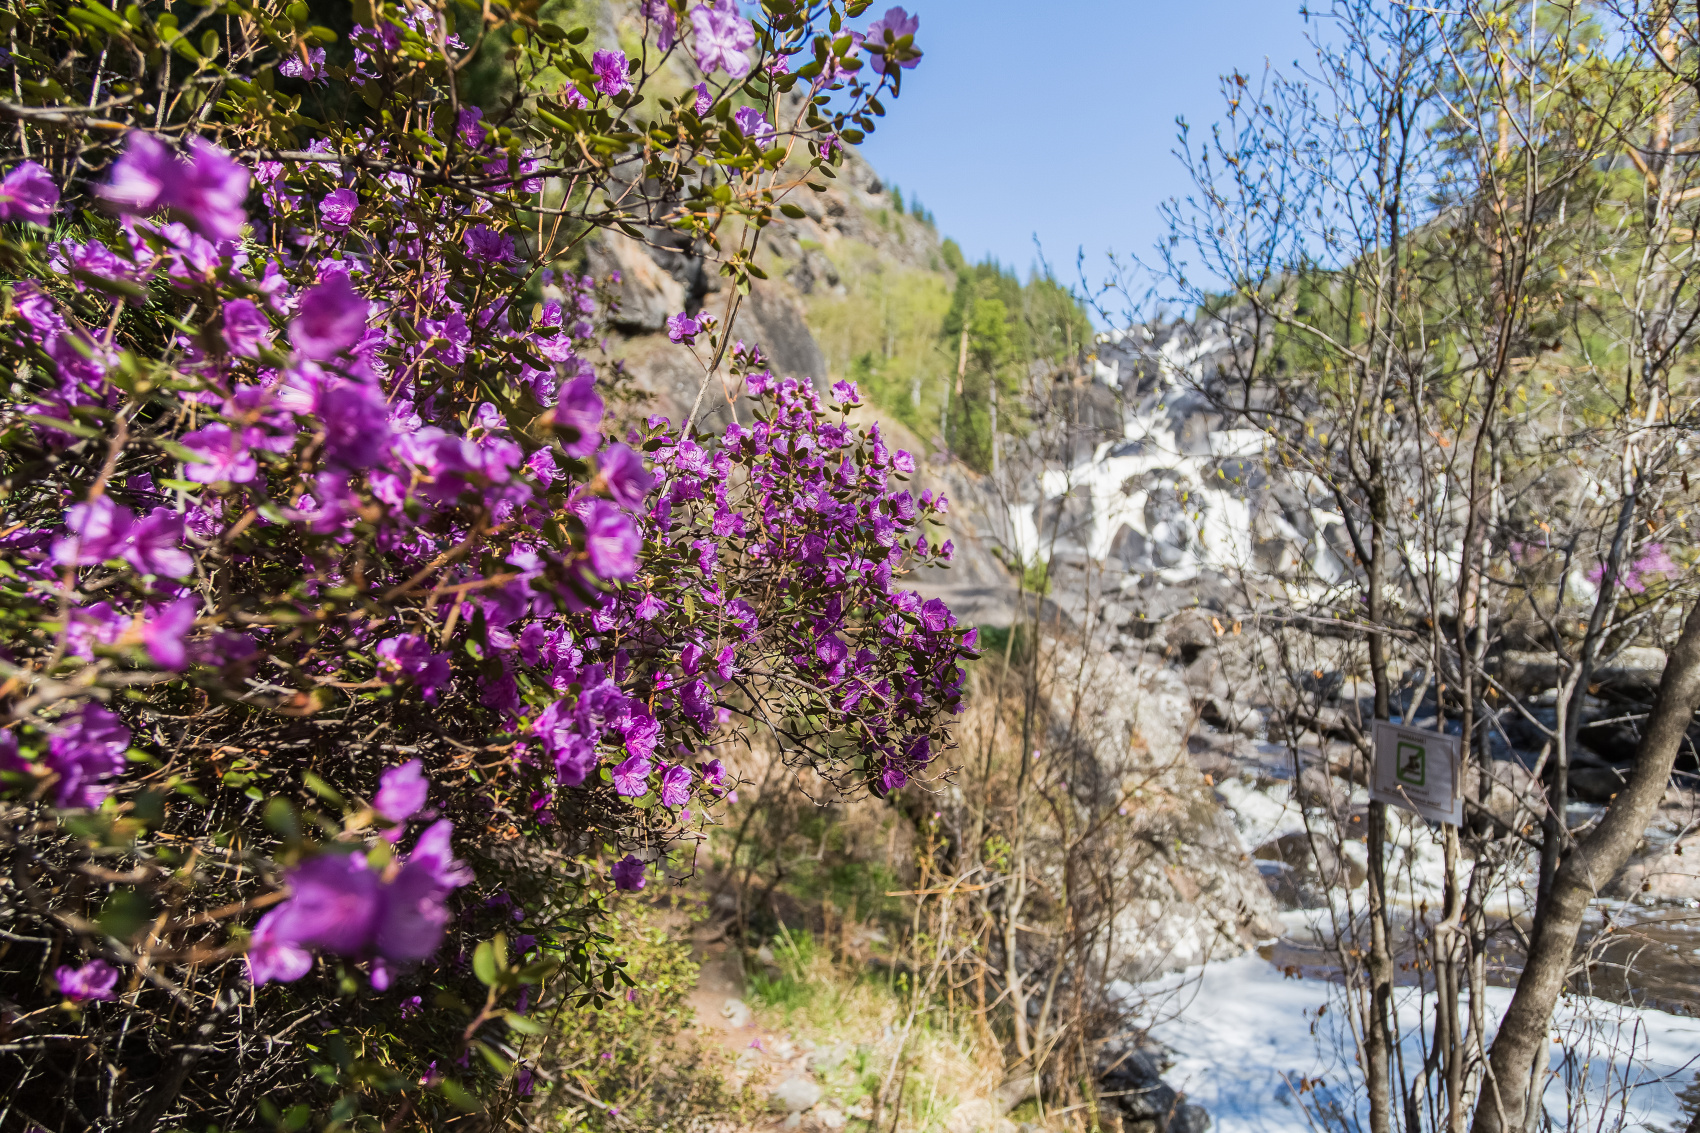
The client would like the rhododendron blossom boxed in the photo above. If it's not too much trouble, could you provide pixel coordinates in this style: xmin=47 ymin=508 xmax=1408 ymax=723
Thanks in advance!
xmin=0 ymin=0 xmax=940 ymax=1117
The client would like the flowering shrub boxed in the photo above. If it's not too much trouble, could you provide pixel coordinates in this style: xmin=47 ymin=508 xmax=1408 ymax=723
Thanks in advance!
xmin=0 ymin=0 xmax=959 ymax=1127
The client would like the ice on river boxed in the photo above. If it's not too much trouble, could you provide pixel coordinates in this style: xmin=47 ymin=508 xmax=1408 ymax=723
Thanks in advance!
xmin=1127 ymin=952 xmax=1700 ymax=1133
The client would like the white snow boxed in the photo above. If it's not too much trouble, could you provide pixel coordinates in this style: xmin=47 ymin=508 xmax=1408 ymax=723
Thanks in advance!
xmin=1132 ymin=953 xmax=1700 ymax=1133
xmin=1214 ymin=776 xmax=1305 ymax=848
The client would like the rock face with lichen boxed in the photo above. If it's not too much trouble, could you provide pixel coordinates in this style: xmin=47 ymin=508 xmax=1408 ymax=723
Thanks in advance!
xmin=1040 ymin=642 xmax=1283 ymax=981
xmin=587 ymin=138 xmax=932 ymax=434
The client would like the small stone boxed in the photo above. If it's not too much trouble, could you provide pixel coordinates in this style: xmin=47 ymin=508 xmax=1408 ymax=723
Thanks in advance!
xmin=814 ymin=1106 xmax=847 ymax=1130
xmin=756 ymin=944 xmax=777 ymax=964
xmin=722 ymin=998 xmax=752 ymax=1027
xmin=808 ymin=1043 xmax=847 ymax=1073
xmin=771 ymin=1075 xmax=822 ymax=1113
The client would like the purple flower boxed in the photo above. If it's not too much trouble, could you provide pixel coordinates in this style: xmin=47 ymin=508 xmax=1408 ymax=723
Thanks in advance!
xmin=553 ymin=374 xmax=605 ymax=457
xmin=692 ymin=81 xmax=712 ymax=115
xmin=102 ymin=135 xmax=250 ymax=242
xmin=612 ymin=752 xmax=652 ymax=797
xmin=583 ymin=499 xmax=641 ymax=580
xmin=611 ymin=854 xmax=647 ymax=891
xmin=863 ymin=6 xmax=921 ymax=73
xmin=464 ymin=224 xmax=517 ymax=264
xmin=246 ymin=915 xmax=315 ymax=984
xmin=592 ymin=50 xmax=631 ymax=96
xmin=659 ymin=762 xmax=692 ymax=807
xmin=221 ymin=298 xmax=272 ymax=358
xmin=99 ymin=133 xmax=175 ymax=215
xmin=831 ymin=379 xmax=859 ymax=404
xmin=254 ymin=853 xmax=381 ymax=962
xmin=666 ymin=311 xmax=701 ymax=344
xmin=51 ymin=496 xmax=134 ymax=567
xmin=643 ymin=0 xmax=678 ymax=49
xmin=46 ymin=703 xmax=130 ymax=808
xmin=55 ymin=960 xmax=119 ymax=1003
xmin=319 ymin=380 xmax=393 ymax=469
xmin=0 ymin=729 xmax=23 ymax=774
xmin=0 ymin=161 xmax=59 ymax=225
xmin=127 ymin=508 xmax=193 ymax=578
xmin=680 ymin=677 xmax=714 ymax=730
xmin=248 ymin=821 xmax=471 ymax=985
xmin=599 ymin=443 xmax=655 ymax=507
xmin=690 ymin=3 xmax=755 ymax=77
xmin=51 ymin=499 xmax=190 ymax=579
xmin=179 ymin=423 xmax=259 ymax=484
xmin=279 ymin=46 xmax=327 ymax=81
xmin=290 ymin=273 xmax=370 ymax=360
xmin=142 ymin=597 xmax=197 ymax=670
xmin=733 ymin=106 xmax=774 ymax=144
xmin=535 ymin=701 xmax=595 ymax=786
xmin=65 ymin=602 xmax=127 ymax=660
xmin=457 ymin=107 xmax=488 ymax=149
xmin=919 ymin=597 xmax=953 ymax=633
xmin=407 ymin=819 xmax=475 ymax=891
xmin=702 ymin=758 xmax=727 ymax=786
xmin=816 ymin=633 xmax=849 ymax=670
xmin=692 ymin=538 xmax=718 ymax=576
xmin=634 ymin=593 xmax=667 ymax=620
xmin=880 ymin=764 xmax=908 ymax=792
xmin=176 ymin=139 xmax=252 ymax=242
xmin=319 ymin=187 xmax=358 ymax=230
xmin=376 ymin=635 xmax=453 ymax=703
xmin=375 ymin=759 xmax=429 ymax=827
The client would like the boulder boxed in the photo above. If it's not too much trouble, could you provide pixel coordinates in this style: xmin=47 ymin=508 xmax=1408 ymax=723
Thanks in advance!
xmin=1100 ymin=1039 xmax=1212 ymax=1133
xmin=1609 ymin=834 xmax=1700 ymax=901
xmin=771 ymin=1075 xmax=822 ymax=1114
xmin=1044 ymin=644 xmax=1283 ymax=979
xmin=585 ymin=231 xmax=687 ymax=333
xmin=1253 ymin=830 xmax=1367 ymax=908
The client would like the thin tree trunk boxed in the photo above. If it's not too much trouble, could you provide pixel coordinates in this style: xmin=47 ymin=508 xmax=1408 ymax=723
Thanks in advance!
xmin=1473 ymin=599 xmax=1700 ymax=1133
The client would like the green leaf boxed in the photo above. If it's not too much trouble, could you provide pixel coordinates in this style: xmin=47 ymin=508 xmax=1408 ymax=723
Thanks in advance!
xmin=504 ymin=1011 xmax=544 ymax=1035
xmin=23 ymin=415 xmax=100 ymax=439
xmin=779 ymin=203 xmax=806 ymax=218
xmin=262 ymin=798 xmax=299 ymax=838
xmin=474 ymin=1040 xmax=512 ymax=1075
xmin=98 ymin=889 xmax=154 ymax=942
xmin=516 ymin=957 xmax=560 ymax=984
xmin=156 ymin=437 xmax=212 ymax=464
xmin=437 ymin=1078 xmax=479 ymax=1112
xmin=472 ymin=939 xmax=499 ymax=985
xmin=302 ymin=771 xmax=343 ymax=805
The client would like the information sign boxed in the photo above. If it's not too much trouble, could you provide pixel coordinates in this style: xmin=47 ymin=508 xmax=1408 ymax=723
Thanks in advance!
xmin=1370 ymin=720 xmax=1463 ymax=826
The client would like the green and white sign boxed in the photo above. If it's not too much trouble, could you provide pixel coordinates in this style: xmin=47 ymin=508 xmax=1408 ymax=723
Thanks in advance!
xmin=1371 ymin=721 xmax=1462 ymax=825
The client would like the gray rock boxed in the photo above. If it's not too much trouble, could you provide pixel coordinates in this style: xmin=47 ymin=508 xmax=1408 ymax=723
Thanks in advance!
xmin=585 ymin=231 xmax=686 ymax=333
xmin=1100 ymin=1040 xmax=1210 ymax=1133
xmin=721 ymin=998 xmax=752 ymax=1027
xmin=771 ymin=1075 xmax=822 ymax=1113
xmin=807 ymin=1042 xmax=849 ymax=1073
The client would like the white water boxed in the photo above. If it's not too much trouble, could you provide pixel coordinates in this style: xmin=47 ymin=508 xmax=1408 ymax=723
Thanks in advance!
xmin=1132 ymin=952 xmax=1700 ymax=1133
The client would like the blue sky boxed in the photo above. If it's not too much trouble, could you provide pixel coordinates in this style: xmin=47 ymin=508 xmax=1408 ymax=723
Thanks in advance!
xmin=856 ymin=1 xmax=1316 ymax=287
